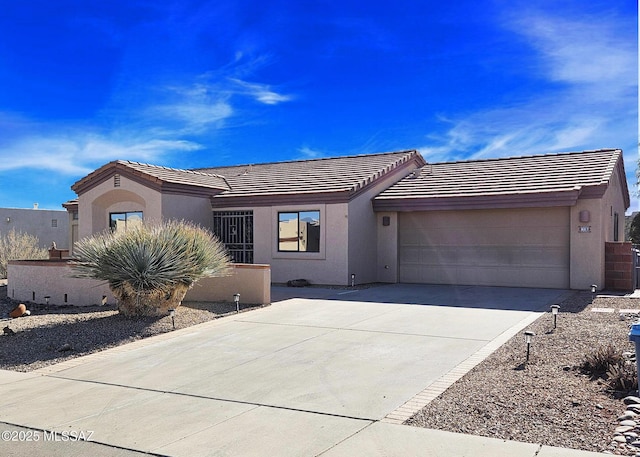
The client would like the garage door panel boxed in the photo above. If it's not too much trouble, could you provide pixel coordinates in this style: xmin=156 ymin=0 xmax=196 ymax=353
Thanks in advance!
xmin=399 ymin=208 xmax=570 ymax=288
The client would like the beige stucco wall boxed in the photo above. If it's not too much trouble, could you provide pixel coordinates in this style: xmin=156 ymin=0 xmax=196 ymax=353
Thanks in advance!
xmin=376 ymin=212 xmax=398 ymax=283
xmin=184 ymin=264 xmax=271 ymax=304
xmin=247 ymin=203 xmax=350 ymax=285
xmin=77 ymin=175 xmax=162 ymax=240
xmin=7 ymin=261 xmax=271 ymax=306
xmin=569 ymin=169 xmax=629 ymax=289
xmin=77 ymin=175 xmax=217 ymax=243
xmin=161 ymin=193 xmax=214 ymax=229
xmin=348 ymin=166 xmax=419 ymax=285
xmin=7 ymin=260 xmax=113 ymax=306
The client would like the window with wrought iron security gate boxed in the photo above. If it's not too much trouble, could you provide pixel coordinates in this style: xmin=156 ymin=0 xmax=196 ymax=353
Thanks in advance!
xmin=212 ymin=211 xmax=254 ymax=263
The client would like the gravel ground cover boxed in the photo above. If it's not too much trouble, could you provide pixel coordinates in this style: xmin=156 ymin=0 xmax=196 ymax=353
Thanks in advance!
xmin=0 ymin=297 xmax=266 ymax=372
xmin=407 ymin=291 xmax=640 ymax=455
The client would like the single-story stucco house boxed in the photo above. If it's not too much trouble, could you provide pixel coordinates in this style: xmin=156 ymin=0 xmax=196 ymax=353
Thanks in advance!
xmin=62 ymin=148 xmax=630 ymax=290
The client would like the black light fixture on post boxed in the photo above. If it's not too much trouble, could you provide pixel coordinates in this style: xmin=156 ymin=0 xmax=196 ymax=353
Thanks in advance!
xmin=550 ymin=305 xmax=560 ymax=329
xmin=168 ymin=308 xmax=176 ymax=329
xmin=524 ymin=330 xmax=535 ymax=364
xmin=591 ymin=284 xmax=598 ymax=300
xmin=234 ymin=293 xmax=240 ymax=313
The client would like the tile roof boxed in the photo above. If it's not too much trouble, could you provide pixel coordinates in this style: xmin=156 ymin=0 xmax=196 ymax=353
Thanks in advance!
xmin=72 ymin=160 xmax=230 ymax=195
xmin=118 ymin=161 xmax=230 ymax=190
xmin=198 ymin=150 xmax=424 ymax=205
xmin=374 ymin=149 xmax=629 ymax=211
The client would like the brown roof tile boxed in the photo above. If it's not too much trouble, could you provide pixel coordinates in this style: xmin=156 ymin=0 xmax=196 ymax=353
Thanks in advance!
xmin=120 ymin=161 xmax=230 ymax=190
xmin=72 ymin=160 xmax=230 ymax=195
xmin=374 ymin=149 xmax=629 ymax=211
xmin=198 ymin=150 xmax=425 ymax=205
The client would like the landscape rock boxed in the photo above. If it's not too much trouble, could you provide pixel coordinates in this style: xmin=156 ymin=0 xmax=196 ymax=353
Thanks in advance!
xmin=624 ymin=396 xmax=640 ymax=405
xmin=9 ymin=304 xmax=26 ymax=318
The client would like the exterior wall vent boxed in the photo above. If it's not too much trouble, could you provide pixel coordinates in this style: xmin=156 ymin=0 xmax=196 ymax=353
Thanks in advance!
xmin=114 ymin=174 xmax=121 ymax=187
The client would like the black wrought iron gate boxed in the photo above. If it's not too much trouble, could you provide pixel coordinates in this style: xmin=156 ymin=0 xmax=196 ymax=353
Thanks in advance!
xmin=212 ymin=211 xmax=254 ymax=263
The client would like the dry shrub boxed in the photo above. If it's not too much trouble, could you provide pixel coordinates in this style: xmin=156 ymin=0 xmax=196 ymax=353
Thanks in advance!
xmin=581 ymin=344 xmax=625 ymax=378
xmin=606 ymin=362 xmax=638 ymax=393
xmin=0 ymin=229 xmax=48 ymax=278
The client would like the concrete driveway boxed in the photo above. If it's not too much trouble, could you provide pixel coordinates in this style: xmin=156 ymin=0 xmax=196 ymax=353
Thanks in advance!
xmin=1 ymin=284 xmax=606 ymax=456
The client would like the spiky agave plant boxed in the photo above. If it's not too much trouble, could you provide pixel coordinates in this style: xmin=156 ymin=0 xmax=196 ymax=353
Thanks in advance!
xmin=71 ymin=220 xmax=231 ymax=317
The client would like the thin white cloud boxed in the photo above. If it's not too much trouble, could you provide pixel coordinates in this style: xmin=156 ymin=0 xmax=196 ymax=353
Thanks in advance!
xmin=297 ymin=146 xmax=326 ymax=159
xmin=421 ymin=8 xmax=636 ymax=159
xmin=0 ymin=56 xmax=293 ymax=178
xmin=230 ymin=78 xmax=293 ymax=105
xmin=508 ymin=11 xmax=636 ymax=89
xmin=420 ymin=7 xmax=637 ymax=210
xmin=0 ymin=133 xmax=202 ymax=175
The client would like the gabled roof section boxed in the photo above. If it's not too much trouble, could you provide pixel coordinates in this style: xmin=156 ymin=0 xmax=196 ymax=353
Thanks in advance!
xmin=72 ymin=160 xmax=230 ymax=196
xmin=199 ymin=150 xmax=425 ymax=207
xmin=374 ymin=149 xmax=629 ymax=211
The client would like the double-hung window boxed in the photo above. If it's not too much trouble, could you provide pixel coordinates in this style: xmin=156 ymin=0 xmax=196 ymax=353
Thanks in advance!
xmin=278 ymin=211 xmax=320 ymax=252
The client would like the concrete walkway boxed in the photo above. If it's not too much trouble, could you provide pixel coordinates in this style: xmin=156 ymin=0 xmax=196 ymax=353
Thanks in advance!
xmin=1 ymin=284 xmax=607 ymax=456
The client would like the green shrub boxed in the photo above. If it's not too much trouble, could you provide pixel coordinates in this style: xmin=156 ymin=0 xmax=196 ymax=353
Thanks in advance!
xmin=0 ymin=229 xmax=48 ymax=279
xmin=71 ymin=220 xmax=231 ymax=317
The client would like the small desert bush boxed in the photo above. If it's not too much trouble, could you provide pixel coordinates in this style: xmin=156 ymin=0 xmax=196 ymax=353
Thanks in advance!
xmin=71 ymin=220 xmax=231 ymax=317
xmin=607 ymin=362 xmax=638 ymax=392
xmin=581 ymin=343 xmax=638 ymax=392
xmin=581 ymin=344 xmax=625 ymax=378
xmin=0 ymin=229 xmax=48 ymax=279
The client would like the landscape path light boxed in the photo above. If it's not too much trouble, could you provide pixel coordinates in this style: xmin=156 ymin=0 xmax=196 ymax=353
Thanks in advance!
xmin=44 ymin=296 xmax=50 ymax=305
xmin=591 ymin=284 xmax=598 ymax=300
xmin=629 ymin=322 xmax=640 ymax=396
xmin=234 ymin=293 xmax=240 ymax=314
xmin=168 ymin=308 xmax=176 ymax=329
xmin=351 ymin=274 xmax=356 ymax=287
xmin=524 ymin=330 xmax=535 ymax=364
xmin=551 ymin=305 xmax=560 ymax=329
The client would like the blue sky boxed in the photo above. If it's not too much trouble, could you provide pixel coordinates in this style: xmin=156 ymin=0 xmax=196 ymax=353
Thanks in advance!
xmin=0 ymin=0 xmax=637 ymax=211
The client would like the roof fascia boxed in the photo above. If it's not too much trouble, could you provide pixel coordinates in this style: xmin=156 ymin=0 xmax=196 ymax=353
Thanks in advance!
xmin=210 ymin=191 xmax=353 ymax=208
xmin=372 ymin=190 xmax=582 ymax=212
xmin=614 ymin=151 xmax=631 ymax=209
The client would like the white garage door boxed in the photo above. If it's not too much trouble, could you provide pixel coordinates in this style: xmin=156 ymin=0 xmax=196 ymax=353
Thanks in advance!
xmin=399 ymin=208 xmax=570 ymax=288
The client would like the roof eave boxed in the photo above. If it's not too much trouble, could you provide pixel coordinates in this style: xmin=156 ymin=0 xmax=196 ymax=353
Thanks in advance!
xmin=210 ymin=190 xmax=354 ymax=208
xmin=373 ymin=190 xmax=583 ymax=212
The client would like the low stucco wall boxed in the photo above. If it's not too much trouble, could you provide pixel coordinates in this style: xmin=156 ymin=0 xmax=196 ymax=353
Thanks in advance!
xmin=7 ymin=260 xmax=112 ymax=306
xmin=184 ymin=264 xmax=271 ymax=304
xmin=7 ymin=261 xmax=271 ymax=306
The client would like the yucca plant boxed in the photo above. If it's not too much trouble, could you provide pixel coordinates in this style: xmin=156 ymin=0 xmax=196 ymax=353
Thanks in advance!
xmin=71 ymin=220 xmax=231 ymax=317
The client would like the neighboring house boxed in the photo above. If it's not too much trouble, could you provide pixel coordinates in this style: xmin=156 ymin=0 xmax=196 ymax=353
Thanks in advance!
xmin=64 ymin=148 xmax=629 ymax=290
xmin=0 ymin=206 xmax=69 ymax=249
